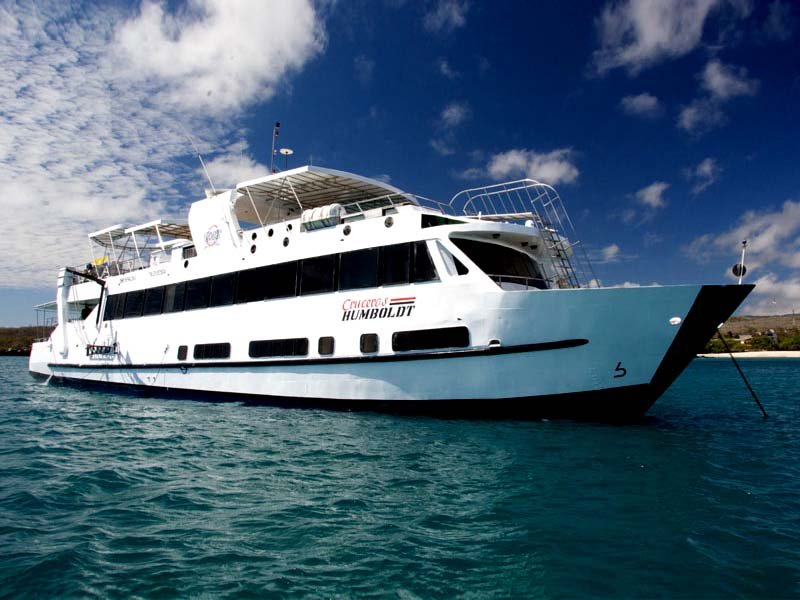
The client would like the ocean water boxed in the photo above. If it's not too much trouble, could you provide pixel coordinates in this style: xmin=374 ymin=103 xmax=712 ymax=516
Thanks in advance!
xmin=1 ymin=357 xmax=798 ymax=598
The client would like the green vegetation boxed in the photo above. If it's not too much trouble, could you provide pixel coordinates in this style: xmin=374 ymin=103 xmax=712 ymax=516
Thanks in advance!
xmin=0 ymin=327 xmax=53 ymax=355
xmin=703 ymin=331 xmax=800 ymax=353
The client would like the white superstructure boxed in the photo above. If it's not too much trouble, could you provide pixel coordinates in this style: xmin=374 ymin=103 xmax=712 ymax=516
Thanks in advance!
xmin=30 ymin=166 xmax=753 ymax=419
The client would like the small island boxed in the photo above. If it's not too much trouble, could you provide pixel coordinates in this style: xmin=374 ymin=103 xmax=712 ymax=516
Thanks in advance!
xmin=699 ymin=314 xmax=800 ymax=358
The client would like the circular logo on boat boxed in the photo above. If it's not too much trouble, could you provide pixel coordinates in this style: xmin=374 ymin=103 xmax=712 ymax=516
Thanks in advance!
xmin=205 ymin=225 xmax=221 ymax=247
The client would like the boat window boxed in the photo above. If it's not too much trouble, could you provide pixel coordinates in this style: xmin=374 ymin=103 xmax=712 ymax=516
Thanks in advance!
xmin=264 ymin=261 xmax=298 ymax=299
xmin=318 ymin=336 xmax=335 ymax=356
xmin=143 ymin=286 xmax=165 ymax=316
xmin=123 ymin=290 xmax=145 ymax=318
xmin=210 ymin=272 xmax=236 ymax=307
xmin=392 ymin=326 xmax=470 ymax=352
xmin=236 ymin=266 xmax=267 ymax=304
xmin=113 ymin=294 xmax=126 ymax=320
xmin=421 ymin=214 xmax=466 ymax=228
xmin=339 ymin=248 xmax=379 ymax=290
xmin=163 ymin=282 xmax=187 ymax=313
xmin=183 ymin=246 xmax=197 ymax=259
xmin=177 ymin=345 xmax=188 ymax=360
xmin=380 ymin=244 xmax=410 ymax=286
xmin=451 ymin=238 xmax=547 ymax=290
xmin=360 ymin=333 xmax=379 ymax=353
xmin=412 ymin=241 xmax=439 ymax=283
xmin=436 ymin=241 xmax=469 ymax=276
xmin=193 ymin=342 xmax=231 ymax=360
xmin=185 ymin=277 xmax=211 ymax=311
xmin=249 ymin=338 xmax=309 ymax=358
xmin=300 ymin=255 xmax=336 ymax=295
xmin=104 ymin=294 xmax=121 ymax=321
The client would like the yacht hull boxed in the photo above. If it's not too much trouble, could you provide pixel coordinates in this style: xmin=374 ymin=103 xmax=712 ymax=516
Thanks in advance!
xmin=30 ymin=284 xmax=753 ymax=420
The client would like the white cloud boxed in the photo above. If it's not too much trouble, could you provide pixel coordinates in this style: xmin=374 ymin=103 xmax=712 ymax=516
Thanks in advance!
xmin=202 ymin=143 xmax=269 ymax=188
xmin=437 ymin=59 xmax=459 ymax=79
xmin=684 ymin=200 xmax=800 ymax=273
xmin=678 ymin=60 xmax=758 ymax=134
xmin=423 ymin=0 xmax=469 ymax=34
xmin=430 ymin=138 xmax=455 ymax=156
xmin=0 ymin=1 xmax=322 ymax=287
xmin=745 ymin=273 xmax=800 ymax=315
xmin=440 ymin=102 xmax=470 ymax=128
xmin=686 ymin=157 xmax=722 ymax=194
xmin=763 ymin=1 xmax=794 ymax=42
xmin=354 ymin=54 xmax=375 ymax=85
xmin=635 ymin=181 xmax=669 ymax=209
xmin=620 ymin=92 xmax=662 ymax=117
xmin=602 ymin=244 xmax=621 ymax=262
xmin=486 ymin=149 xmax=579 ymax=186
xmin=701 ymin=59 xmax=759 ymax=99
xmin=591 ymin=0 xmax=727 ymax=74
xmin=677 ymin=97 xmax=726 ymax=133
xmin=113 ymin=0 xmax=324 ymax=116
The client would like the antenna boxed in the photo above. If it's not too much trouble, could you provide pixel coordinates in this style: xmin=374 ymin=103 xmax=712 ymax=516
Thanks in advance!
xmin=180 ymin=127 xmax=216 ymax=195
xmin=270 ymin=121 xmax=281 ymax=173
xmin=279 ymin=148 xmax=294 ymax=170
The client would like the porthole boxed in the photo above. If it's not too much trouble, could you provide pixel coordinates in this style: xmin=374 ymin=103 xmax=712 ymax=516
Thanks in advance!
xmin=268 ymin=228 xmax=274 ymax=237
xmin=250 ymin=245 xmax=257 ymax=254
xmin=287 ymin=223 xmax=293 ymax=231
xmin=384 ymin=216 xmax=394 ymax=228
xmin=283 ymin=237 xmax=290 ymax=247
xmin=343 ymin=225 xmax=351 ymax=236
xmin=251 ymin=232 xmax=257 ymax=240
xmin=183 ymin=260 xmax=189 ymax=268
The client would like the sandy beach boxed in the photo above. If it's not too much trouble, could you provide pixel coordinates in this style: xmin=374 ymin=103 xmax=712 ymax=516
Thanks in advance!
xmin=696 ymin=351 xmax=800 ymax=359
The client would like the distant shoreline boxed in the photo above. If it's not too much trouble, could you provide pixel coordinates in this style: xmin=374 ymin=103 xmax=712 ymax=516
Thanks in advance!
xmin=697 ymin=351 xmax=800 ymax=359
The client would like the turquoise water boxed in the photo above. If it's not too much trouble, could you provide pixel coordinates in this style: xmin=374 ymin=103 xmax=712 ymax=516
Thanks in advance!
xmin=1 ymin=357 xmax=798 ymax=598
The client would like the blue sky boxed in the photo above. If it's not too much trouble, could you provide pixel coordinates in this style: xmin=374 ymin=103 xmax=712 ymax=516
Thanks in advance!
xmin=0 ymin=0 xmax=798 ymax=325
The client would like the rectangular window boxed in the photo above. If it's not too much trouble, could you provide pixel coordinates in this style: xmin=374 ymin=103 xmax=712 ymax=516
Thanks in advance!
xmin=339 ymin=248 xmax=379 ymax=290
xmin=392 ymin=326 xmax=470 ymax=352
xmin=380 ymin=243 xmax=410 ymax=286
xmin=249 ymin=338 xmax=309 ymax=358
xmin=412 ymin=241 xmax=438 ymax=283
xmin=142 ymin=286 xmax=165 ymax=316
xmin=193 ymin=342 xmax=231 ymax=360
xmin=264 ymin=261 xmax=298 ymax=299
xmin=123 ymin=290 xmax=145 ymax=318
xmin=163 ymin=282 xmax=186 ymax=313
xmin=210 ymin=272 xmax=236 ymax=307
xmin=318 ymin=336 xmax=335 ymax=356
xmin=177 ymin=345 xmax=188 ymax=360
xmin=236 ymin=266 xmax=267 ymax=304
xmin=300 ymin=255 xmax=336 ymax=295
xmin=451 ymin=238 xmax=547 ymax=289
xmin=185 ymin=277 xmax=211 ymax=311
xmin=360 ymin=333 xmax=379 ymax=353
xmin=104 ymin=294 xmax=122 ymax=321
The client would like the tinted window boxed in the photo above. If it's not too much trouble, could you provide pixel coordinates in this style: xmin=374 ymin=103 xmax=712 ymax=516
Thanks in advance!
xmin=210 ymin=272 xmax=236 ymax=307
xmin=123 ymin=290 xmax=144 ymax=318
xmin=392 ymin=326 xmax=469 ymax=352
xmin=318 ymin=336 xmax=335 ymax=356
xmin=380 ymin=244 xmax=410 ymax=286
xmin=451 ymin=238 xmax=546 ymax=289
xmin=177 ymin=345 xmax=188 ymax=360
xmin=193 ymin=343 xmax=230 ymax=360
xmin=360 ymin=333 xmax=379 ymax=353
xmin=143 ymin=286 xmax=165 ymax=316
xmin=113 ymin=293 xmax=126 ymax=320
xmin=421 ymin=214 xmax=465 ymax=228
xmin=104 ymin=294 xmax=121 ymax=321
xmin=185 ymin=278 xmax=211 ymax=311
xmin=264 ymin=261 xmax=298 ymax=299
xmin=300 ymin=255 xmax=336 ymax=295
xmin=412 ymin=241 xmax=438 ymax=283
xmin=339 ymin=248 xmax=379 ymax=290
xmin=236 ymin=266 xmax=268 ymax=304
xmin=249 ymin=338 xmax=309 ymax=358
xmin=163 ymin=282 xmax=186 ymax=313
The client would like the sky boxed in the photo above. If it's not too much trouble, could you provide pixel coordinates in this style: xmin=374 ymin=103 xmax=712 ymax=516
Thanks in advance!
xmin=0 ymin=0 xmax=798 ymax=325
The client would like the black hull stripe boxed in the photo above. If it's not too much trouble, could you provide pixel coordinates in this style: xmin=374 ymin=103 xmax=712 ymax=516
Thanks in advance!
xmin=32 ymin=371 xmax=653 ymax=422
xmin=47 ymin=338 xmax=588 ymax=371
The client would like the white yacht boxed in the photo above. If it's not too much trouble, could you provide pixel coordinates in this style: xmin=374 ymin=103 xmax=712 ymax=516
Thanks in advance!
xmin=29 ymin=166 xmax=753 ymax=418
